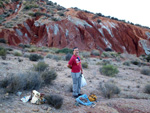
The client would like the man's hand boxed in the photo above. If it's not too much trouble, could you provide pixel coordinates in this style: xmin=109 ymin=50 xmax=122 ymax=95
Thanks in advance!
xmin=67 ymin=64 xmax=72 ymax=69
xmin=81 ymin=69 xmax=83 ymax=74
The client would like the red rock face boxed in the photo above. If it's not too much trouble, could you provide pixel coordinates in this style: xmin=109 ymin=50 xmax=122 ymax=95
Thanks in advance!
xmin=0 ymin=9 xmax=150 ymax=56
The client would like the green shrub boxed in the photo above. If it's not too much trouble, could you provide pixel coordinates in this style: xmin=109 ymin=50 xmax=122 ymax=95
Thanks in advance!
xmin=41 ymin=69 xmax=57 ymax=84
xmin=131 ymin=60 xmax=141 ymax=65
xmin=146 ymin=55 xmax=150 ymax=62
xmin=141 ymin=68 xmax=150 ymax=76
xmin=56 ymin=48 xmax=73 ymax=54
xmin=110 ymin=52 xmax=119 ymax=58
xmin=46 ymin=54 xmax=53 ymax=59
xmin=91 ymin=49 xmax=100 ymax=56
xmin=100 ymin=64 xmax=119 ymax=77
xmin=0 ymin=46 xmax=7 ymax=56
xmin=6 ymin=48 xmax=13 ymax=51
xmin=45 ymin=95 xmax=63 ymax=109
xmin=144 ymin=84 xmax=150 ymax=94
xmin=29 ymin=54 xmax=43 ymax=61
xmin=53 ymin=55 xmax=61 ymax=61
xmin=23 ymin=53 xmax=30 ymax=58
xmin=57 ymin=12 xmax=65 ymax=16
xmin=47 ymin=1 xmax=54 ymax=5
xmin=97 ymin=19 xmax=101 ymax=23
xmin=101 ymin=52 xmax=111 ymax=58
xmin=65 ymin=53 xmax=72 ymax=61
xmin=13 ymin=51 xmax=22 ymax=56
xmin=0 ymin=38 xmax=6 ymax=43
xmin=123 ymin=61 xmax=131 ymax=66
xmin=82 ymin=62 xmax=88 ymax=68
xmin=24 ymin=4 xmax=38 ymax=10
xmin=100 ymin=82 xmax=121 ymax=98
xmin=34 ymin=61 xmax=49 ymax=72
xmin=51 ymin=17 xmax=59 ymax=21
xmin=101 ymin=59 xmax=111 ymax=65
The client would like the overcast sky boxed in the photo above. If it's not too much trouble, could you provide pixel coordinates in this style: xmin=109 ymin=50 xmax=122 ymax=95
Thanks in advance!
xmin=50 ymin=0 xmax=150 ymax=27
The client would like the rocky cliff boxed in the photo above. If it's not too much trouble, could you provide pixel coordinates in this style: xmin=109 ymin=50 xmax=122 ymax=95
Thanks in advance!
xmin=0 ymin=1 xmax=150 ymax=56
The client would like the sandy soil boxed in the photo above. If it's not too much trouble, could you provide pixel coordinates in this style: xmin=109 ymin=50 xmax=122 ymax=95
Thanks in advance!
xmin=0 ymin=50 xmax=150 ymax=113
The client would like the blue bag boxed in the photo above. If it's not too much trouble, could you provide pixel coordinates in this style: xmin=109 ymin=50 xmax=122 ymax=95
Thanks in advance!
xmin=75 ymin=94 xmax=94 ymax=106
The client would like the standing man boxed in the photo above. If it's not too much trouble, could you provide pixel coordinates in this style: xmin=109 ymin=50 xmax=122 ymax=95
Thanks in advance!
xmin=67 ymin=47 xmax=83 ymax=98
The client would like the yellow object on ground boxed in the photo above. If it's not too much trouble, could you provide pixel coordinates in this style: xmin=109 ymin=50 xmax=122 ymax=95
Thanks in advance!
xmin=88 ymin=94 xmax=97 ymax=102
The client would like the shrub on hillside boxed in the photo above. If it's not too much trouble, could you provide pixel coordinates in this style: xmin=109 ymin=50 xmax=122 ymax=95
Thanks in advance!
xmin=144 ymin=84 xmax=150 ymax=94
xmin=45 ymin=95 xmax=63 ymax=109
xmin=100 ymin=82 xmax=121 ymax=98
xmin=29 ymin=54 xmax=43 ymax=61
xmin=0 ymin=38 xmax=6 ymax=43
xmin=46 ymin=54 xmax=53 ymax=59
xmin=0 ymin=46 xmax=7 ymax=56
xmin=13 ymin=51 xmax=22 ymax=56
xmin=105 ymin=48 xmax=113 ymax=52
xmin=56 ymin=48 xmax=73 ymax=54
xmin=53 ymin=55 xmax=61 ymax=61
xmin=47 ymin=1 xmax=54 ymax=5
xmin=41 ymin=69 xmax=57 ymax=84
xmin=57 ymin=12 xmax=65 ymax=16
xmin=82 ymin=62 xmax=88 ymax=68
xmin=34 ymin=61 xmax=49 ymax=72
xmin=97 ymin=19 xmax=101 ymax=23
xmin=101 ymin=52 xmax=111 ymax=58
xmin=80 ymin=51 xmax=90 ymax=58
xmin=140 ymin=67 xmax=150 ymax=76
xmin=131 ymin=60 xmax=141 ymax=66
xmin=24 ymin=4 xmax=38 ymax=10
xmin=123 ymin=61 xmax=131 ymax=66
xmin=99 ymin=64 xmax=119 ymax=77
xmin=101 ymin=59 xmax=111 ymax=65
xmin=65 ymin=53 xmax=72 ymax=61
xmin=146 ymin=55 xmax=150 ymax=62
xmin=0 ymin=71 xmax=42 ymax=93
xmin=91 ymin=49 xmax=100 ymax=56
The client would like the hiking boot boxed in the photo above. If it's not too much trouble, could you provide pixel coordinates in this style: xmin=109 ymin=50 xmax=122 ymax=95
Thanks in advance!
xmin=78 ymin=94 xmax=83 ymax=96
xmin=73 ymin=95 xmax=79 ymax=98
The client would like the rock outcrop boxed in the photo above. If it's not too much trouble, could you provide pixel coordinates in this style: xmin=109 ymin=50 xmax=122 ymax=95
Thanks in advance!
xmin=0 ymin=7 xmax=150 ymax=56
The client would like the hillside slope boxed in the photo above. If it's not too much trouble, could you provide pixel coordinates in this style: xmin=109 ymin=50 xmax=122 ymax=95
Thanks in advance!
xmin=0 ymin=0 xmax=150 ymax=56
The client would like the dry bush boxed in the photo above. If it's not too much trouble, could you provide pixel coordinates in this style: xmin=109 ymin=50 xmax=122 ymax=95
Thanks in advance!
xmin=65 ymin=53 xmax=72 ymax=61
xmin=100 ymin=82 xmax=121 ymax=98
xmin=0 ymin=72 xmax=42 ymax=93
xmin=13 ymin=51 xmax=22 ymax=56
xmin=0 ymin=38 xmax=6 ymax=44
xmin=53 ymin=55 xmax=61 ymax=61
xmin=45 ymin=95 xmax=63 ymax=109
xmin=29 ymin=54 xmax=43 ymax=61
xmin=144 ymin=84 xmax=150 ymax=94
xmin=33 ymin=61 xmax=49 ymax=72
xmin=82 ymin=62 xmax=88 ymax=68
xmin=141 ymin=67 xmax=150 ymax=76
xmin=91 ymin=49 xmax=100 ymax=56
xmin=41 ymin=69 xmax=57 ymax=84
xmin=46 ymin=54 xmax=53 ymax=59
xmin=123 ymin=61 xmax=131 ymax=66
xmin=80 ymin=51 xmax=90 ymax=58
xmin=99 ymin=64 xmax=119 ymax=77
xmin=0 ymin=46 xmax=7 ymax=56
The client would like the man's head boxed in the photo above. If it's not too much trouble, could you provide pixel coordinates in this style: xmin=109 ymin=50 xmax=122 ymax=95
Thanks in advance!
xmin=73 ymin=47 xmax=79 ymax=56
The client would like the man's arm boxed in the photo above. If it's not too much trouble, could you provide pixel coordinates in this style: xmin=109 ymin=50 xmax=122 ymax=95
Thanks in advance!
xmin=81 ymin=65 xmax=83 ymax=74
xmin=67 ymin=64 xmax=72 ymax=69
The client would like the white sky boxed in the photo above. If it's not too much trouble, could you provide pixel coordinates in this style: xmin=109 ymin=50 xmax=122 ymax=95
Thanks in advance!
xmin=50 ymin=0 xmax=150 ymax=28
